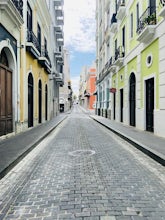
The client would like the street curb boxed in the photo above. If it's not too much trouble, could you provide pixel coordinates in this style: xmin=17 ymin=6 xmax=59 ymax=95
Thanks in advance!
xmin=0 ymin=116 xmax=67 ymax=180
xmin=90 ymin=116 xmax=165 ymax=167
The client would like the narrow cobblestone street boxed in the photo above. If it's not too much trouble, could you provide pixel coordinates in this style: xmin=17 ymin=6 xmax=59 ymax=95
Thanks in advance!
xmin=0 ymin=106 xmax=165 ymax=220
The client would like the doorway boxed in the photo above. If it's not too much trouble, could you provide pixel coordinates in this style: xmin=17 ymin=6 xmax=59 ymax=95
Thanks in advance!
xmin=120 ymin=89 xmax=123 ymax=122
xmin=38 ymin=80 xmax=42 ymax=123
xmin=113 ymin=92 xmax=116 ymax=120
xmin=0 ymin=49 xmax=13 ymax=136
xmin=146 ymin=78 xmax=154 ymax=132
xmin=45 ymin=84 xmax=48 ymax=121
xmin=129 ymin=73 xmax=136 ymax=126
xmin=28 ymin=73 xmax=33 ymax=127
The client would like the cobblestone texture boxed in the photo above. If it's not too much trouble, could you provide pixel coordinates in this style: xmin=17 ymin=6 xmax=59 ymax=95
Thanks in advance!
xmin=0 ymin=106 xmax=165 ymax=220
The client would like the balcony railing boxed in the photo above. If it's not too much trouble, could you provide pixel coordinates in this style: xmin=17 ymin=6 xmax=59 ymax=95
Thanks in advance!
xmin=109 ymin=56 xmax=115 ymax=67
xmin=110 ymin=14 xmax=117 ymax=33
xmin=115 ymin=46 xmax=125 ymax=61
xmin=27 ymin=30 xmax=41 ymax=53
xmin=137 ymin=6 xmax=157 ymax=35
xmin=12 ymin=0 xmax=23 ymax=17
xmin=41 ymin=46 xmax=51 ymax=64
xmin=111 ymin=13 xmax=117 ymax=24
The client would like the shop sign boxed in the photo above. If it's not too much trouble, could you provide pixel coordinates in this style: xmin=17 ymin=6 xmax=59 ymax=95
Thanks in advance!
xmin=110 ymin=88 xmax=116 ymax=93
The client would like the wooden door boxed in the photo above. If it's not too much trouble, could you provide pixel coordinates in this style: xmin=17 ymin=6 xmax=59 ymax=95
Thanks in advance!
xmin=0 ymin=64 xmax=13 ymax=136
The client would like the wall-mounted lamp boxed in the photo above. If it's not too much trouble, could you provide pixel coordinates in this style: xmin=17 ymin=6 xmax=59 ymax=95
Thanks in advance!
xmin=17 ymin=45 xmax=24 ymax=49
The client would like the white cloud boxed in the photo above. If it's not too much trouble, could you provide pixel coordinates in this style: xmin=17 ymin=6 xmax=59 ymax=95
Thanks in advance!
xmin=64 ymin=0 xmax=96 ymax=53
xmin=71 ymin=76 xmax=80 ymax=96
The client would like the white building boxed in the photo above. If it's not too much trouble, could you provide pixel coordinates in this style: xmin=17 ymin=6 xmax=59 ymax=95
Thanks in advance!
xmin=59 ymin=48 xmax=72 ymax=112
xmin=48 ymin=0 xmax=64 ymax=117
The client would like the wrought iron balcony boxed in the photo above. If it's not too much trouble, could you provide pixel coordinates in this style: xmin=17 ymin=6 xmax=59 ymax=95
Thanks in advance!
xmin=115 ymin=46 xmax=125 ymax=60
xmin=137 ymin=7 xmax=157 ymax=35
xmin=114 ymin=46 xmax=125 ymax=67
xmin=41 ymin=47 xmax=51 ymax=64
xmin=111 ymin=13 xmax=117 ymax=24
xmin=137 ymin=7 xmax=157 ymax=42
xmin=26 ymin=30 xmax=41 ymax=58
xmin=38 ymin=46 xmax=51 ymax=74
xmin=12 ymin=0 xmax=23 ymax=17
xmin=110 ymin=13 xmax=117 ymax=33
xmin=0 ymin=0 xmax=23 ymax=26
xmin=54 ymin=73 xmax=64 ymax=86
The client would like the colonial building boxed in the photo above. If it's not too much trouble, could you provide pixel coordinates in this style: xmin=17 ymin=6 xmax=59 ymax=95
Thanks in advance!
xmin=48 ymin=0 xmax=64 ymax=117
xmin=0 ymin=0 xmax=23 ymax=136
xmin=96 ymin=0 xmax=165 ymax=137
xmin=79 ymin=66 xmax=88 ymax=107
xmin=59 ymin=48 xmax=72 ymax=112
xmin=79 ymin=64 xmax=96 ymax=110
xmin=21 ymin=0 xmax=52 ymax=130
xmin=84 ymin=67 xmax=96 ymax=110
xmin=0 ymin=0 xmax=65 ymax=137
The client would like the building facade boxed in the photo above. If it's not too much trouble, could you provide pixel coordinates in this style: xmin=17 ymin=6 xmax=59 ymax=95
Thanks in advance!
xmin=21 ymin=0 xmax=52 ymax=130
xmin=0 ymin=0 xmax=23 ymax=136
xmin=96 ymin=0 xmax=165 ymax=137
xmin=79 ymin=64 xmax=96 ymax=110
xmin=48 ymin=0 xmax=64 ymax=117
xmin=0 ymin=0 xmax=64 ymax=137
xmin=79 ymin=66 xmax=88 ymax=107
xmin=85 ymin=68 xmax=96 ymax=110
xmin=59 ymin=48 xmax=72 ymax=112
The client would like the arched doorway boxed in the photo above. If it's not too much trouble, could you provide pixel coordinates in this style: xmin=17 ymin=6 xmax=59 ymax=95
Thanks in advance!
xmin=28 ymin=73 xmax=33 ymax=127
xmin=129 ymin=73 xmax=136 ymax=126
xmin=0 ymin=49 xmax=13 ymax=136
xmin=38 ymin=80 xmax=42 ymax=123
xmin=45 ymin=84 xmax=48 ymax=121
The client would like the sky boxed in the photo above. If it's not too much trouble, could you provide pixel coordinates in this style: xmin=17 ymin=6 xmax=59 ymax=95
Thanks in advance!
xmin=63 ymin=0 xmax=96 ymax=96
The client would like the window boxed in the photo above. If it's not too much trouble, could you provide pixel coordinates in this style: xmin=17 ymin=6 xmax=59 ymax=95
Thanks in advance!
xmin=130 ymin=13 xmax=133 ymax=38
xmin=122 ymin=26 xmax=125 ymax=50
xmin=106 ymin=10 xmax=110 ymax=27
xmin=60 ymin=65 xmax=63 ymax=73
xmin=37 ymin=23 xmax=41 ymax=52
xmin=27 ymin=2 xmax=32 ymax=31
xmin=136 ymin=3 xmax=139 ymax=31
xmin=106 ymin=42 xmax=110 ymax=60
xmin=115 ymin=39 xmax=117 ymax=59
xmin=44 ymin=37 xmax=47 ymax=53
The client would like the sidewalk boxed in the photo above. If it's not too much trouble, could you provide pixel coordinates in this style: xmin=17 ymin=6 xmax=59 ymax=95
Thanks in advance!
xmin=90 ymin=115 xmax=165 ymax=166
xmin=0 ymin=114 xmax=68 ymax=179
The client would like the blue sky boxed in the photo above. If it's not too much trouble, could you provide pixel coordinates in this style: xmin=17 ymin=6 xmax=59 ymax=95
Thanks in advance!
xmin=63 ymin=0 xmax=96 ymax=95
xmin=70 ymin=51 xmax=96 ymax=77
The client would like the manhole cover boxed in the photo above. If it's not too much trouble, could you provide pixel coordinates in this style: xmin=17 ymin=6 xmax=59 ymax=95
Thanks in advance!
xmin=68 ymin=150 xmax=95 ymax=157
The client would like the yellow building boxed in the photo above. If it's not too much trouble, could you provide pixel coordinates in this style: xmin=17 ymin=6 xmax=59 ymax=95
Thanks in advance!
xmin=20 ymin=0 xmax=52 ymax=130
